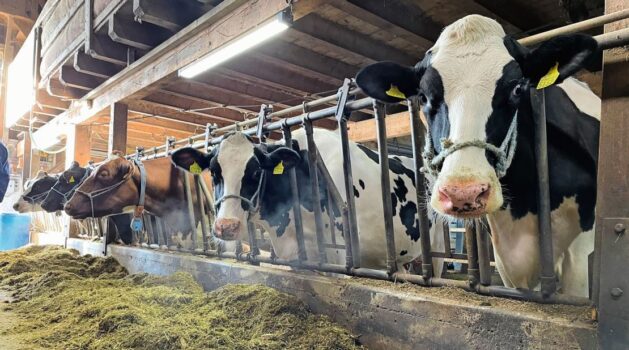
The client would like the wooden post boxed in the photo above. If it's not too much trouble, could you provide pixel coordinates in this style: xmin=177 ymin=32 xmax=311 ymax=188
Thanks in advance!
xmin=74 ymin=124 xmax=91 ymax=165
xmin=595 ymin=0 xmax=629 ymax=347
xmin=0 ymin=17 xmax=16 ymax=143
xmin=21 ymin=131 xmax=32 ymax=181
xmin=108 ymin=103 xmax=128 ymax=155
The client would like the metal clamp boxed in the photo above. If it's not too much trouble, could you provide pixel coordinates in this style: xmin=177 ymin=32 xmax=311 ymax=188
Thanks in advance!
xmin=135 ymin=147 xmax=145 ymax=160
xmin=205 ymin=123 xmax=218 ymax=151
xmin=335 ymin=78 xmax=353 ymax=122
xmin=256 ymin=104 xmax=273 ymax=141
xmin=165 ymin=137 xmax=176 ymax=155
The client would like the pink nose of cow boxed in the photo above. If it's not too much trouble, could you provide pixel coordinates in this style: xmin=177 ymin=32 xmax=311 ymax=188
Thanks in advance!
xmin=438 ymin=183 xmax=490 ymax=216
xmin=214 ymin=218 xmax=241 ymax=240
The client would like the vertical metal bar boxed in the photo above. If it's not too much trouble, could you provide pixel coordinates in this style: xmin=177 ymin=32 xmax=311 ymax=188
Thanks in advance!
xmin=304 ymin=120 xmax=328 ymax=264
xmin=373 ymin=101 xmax=397 ymax=274
xmin=530 ymin=89 xmax=557 ymax=297
xmin=155 ymin=215 xmax=164 ymax=248
xmin=465 ymin=224 xmax=480 ymax=287
xmin=475 ymin=220 xmax=492 ymax=286
xmin=338 ymin=119 xmax=360 ymax=268
xmin=183 ymin=171 xmax=197 ymax=252
xmin=327 ymin=188 xmax=337 ymax=245
xmin=146 ymin=215 xmax=157 ymax=249
xmin=246 ymin=219 xmax=260 ymax=263
xmin=282 ymin=124 xmax=307 ymax=262
xmin=443 ymin=222 xmax=452 ymax=258
xmin=194 ymin=176 xmax=210 ymax=253
xmin=407 ymin=97 xmax=433 ymax=279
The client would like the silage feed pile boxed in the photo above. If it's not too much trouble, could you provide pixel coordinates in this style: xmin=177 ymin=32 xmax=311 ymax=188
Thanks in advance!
xmin=0 ymin=246 xmax=361 ymax=350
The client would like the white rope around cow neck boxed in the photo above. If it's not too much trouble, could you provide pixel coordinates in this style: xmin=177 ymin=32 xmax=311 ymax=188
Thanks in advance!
xmin=421 ymin=112 xmax=519 ymax=179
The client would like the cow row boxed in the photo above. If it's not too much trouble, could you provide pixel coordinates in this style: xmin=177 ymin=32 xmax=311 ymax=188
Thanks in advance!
xmin=16 ymin=15 xmax=600 ymax=298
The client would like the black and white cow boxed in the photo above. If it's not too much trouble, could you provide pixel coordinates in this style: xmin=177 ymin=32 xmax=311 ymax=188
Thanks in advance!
xmin=356 ymin=15 xmax=599 ymax=297
xmin=172 ymin=128 xmax=444 ymax=272
xmin=13 ymin=171 xmax=59 ymax=213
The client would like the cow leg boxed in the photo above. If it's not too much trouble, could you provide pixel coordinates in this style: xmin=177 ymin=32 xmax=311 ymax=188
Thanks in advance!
xmin=558 ymin=228 xmax=594 ymax=298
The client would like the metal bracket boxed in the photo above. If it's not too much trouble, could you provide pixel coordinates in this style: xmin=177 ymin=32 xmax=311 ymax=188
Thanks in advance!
xmin=165 ymin=137 xmax=176 ymax=155
xmin=256 ymin=104 xmax=273 ymax=141
xmin=205 ymin=123 xmax=218 ymax=151
xmin=135 ymin=146 xmax=144 ymax=160
xmin=335 ymin=78 xmax=353 ymax=122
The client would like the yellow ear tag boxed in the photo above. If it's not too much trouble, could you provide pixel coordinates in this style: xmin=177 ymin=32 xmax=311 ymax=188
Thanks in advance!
xmin=69 ymin=176 xmax=75 ymax=183
xmin=189 ymin=162 xmax=202 ymax=174
xmin=273 ymin=161 xmax=284 ymax=175
xmin=536 ymin=62 xmax=560 ymax=90
xmin=385 ymin=84 xmax=406 ymax=99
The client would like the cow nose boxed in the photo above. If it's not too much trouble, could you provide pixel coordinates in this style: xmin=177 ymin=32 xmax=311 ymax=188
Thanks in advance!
xmin=438 ymin=183 xmax=490 ymax=215
xmin=13 ymin=203 xmax=19 ymax=211
xmin=214 ymin=218 xmax=241 ymax=240
xmin=64 ymin=202 xmax=74 ymax=213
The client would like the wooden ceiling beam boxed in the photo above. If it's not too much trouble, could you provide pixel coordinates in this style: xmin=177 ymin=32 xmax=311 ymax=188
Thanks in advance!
xmin=85 ymin=33 xmax=131 ymax=66
xmin=292 ymin=13 xmax=417 ymax=65
xmin=47 ymin=78 xmax=85 ymax=100
xmin=74 ymin=50 xmax=123 ymax=79
xmin=128 ymin=99 xmax=235 ymax=126
xmin=132 ymin=0 xmax=207 ymax=32
xmin=36 ymin=90 xmax=71 ymax=110
xmin=59 ymin=66 xmax=107 ymax=91
xmin=149 ymin=90 xmax=249 ymax=120
xmin=32 ymin=106 xmax=64 ymax=117
xmin=108 ymin=13 xmax=172 ymax=51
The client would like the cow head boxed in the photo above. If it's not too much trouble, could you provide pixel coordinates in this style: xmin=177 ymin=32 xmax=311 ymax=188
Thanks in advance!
xmin=41 ymin=161 xmax=90 ymax=212
xmin=64 ymin=155 xmax=138 ymax=219
xmin=356 ymin=15 xmax=596 ymax=218
xmin=171 ymin=132 xmax=300 ymax=240
xmin=13 ymin=171 xmax=58 ymax=213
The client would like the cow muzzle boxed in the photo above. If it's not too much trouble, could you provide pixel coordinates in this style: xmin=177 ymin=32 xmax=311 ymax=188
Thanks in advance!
xmin=437 ymin=182 xmax=491 ymax=217
xmin=214 ymin=217 xmax=241 ymax=240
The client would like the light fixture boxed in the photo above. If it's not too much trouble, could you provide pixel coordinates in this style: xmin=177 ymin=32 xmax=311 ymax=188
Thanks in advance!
xmin=179 ymin=11 xmax=292 ymax=79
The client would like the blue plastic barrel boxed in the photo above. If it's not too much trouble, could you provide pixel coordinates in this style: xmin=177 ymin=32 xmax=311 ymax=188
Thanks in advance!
xmin=0 ymin=213 xmax=31 ymax=251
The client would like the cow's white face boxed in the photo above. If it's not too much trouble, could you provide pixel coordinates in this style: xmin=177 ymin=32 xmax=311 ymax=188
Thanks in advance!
xmin=171 ymin=132 xmax=300 ymax=240
xmin=356 ymin=15 xmax=597 ymax=219
xmin=14 ymin=172 xmax=57 ymax=213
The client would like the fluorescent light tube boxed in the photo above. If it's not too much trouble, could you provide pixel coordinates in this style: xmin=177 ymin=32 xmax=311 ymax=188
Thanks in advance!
xmin=179 ymin=15 xmax=290 ymax=78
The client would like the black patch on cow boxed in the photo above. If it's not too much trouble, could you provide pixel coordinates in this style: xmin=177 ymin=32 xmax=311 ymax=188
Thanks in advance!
xmin=356 ymin=145 xmax=416 ymax=187
xmin=353 ymin=185 xmax=360 ymax=198
xmin=400 ymin=250 xmax=408 ymax=256
xmin=483 ymin=58 xmax=598 ymax=231
xmin=393 ymin=176 xmax=408 ymax=203
xmin=399 ymin=201 xmax=420 ymax=242
xmin=418 ymin=66 xmax=449 ymax=155
xmin=390 ymin=193 xmax=397 ymax=216
xmin=359 ymin=179 xmax=365 ymax=190
xmin=335 ymin=222 xmax=343 ymax=232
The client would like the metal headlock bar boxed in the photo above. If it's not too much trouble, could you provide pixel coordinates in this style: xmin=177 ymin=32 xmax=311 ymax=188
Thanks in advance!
xmin=76 ymin=17 xmax=629 ymax=310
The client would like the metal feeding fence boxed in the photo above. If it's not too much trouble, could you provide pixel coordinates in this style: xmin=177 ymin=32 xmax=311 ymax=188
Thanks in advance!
xmin=109 ymin=77 xmax=577 ymax=306
xmin=71 ymin=11 xmax=629 ymax=312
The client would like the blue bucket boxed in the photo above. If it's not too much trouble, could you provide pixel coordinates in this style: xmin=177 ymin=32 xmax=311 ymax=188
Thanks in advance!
xmin=0 ymin=213 xmax=31 ymax=251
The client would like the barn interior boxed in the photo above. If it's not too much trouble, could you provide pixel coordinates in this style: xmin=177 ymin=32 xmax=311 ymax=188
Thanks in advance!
xmin=0 ymin=0 xmax=628 ymax=349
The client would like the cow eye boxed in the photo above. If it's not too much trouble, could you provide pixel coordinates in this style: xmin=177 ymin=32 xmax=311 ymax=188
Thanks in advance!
xmin=418 ymin=93 xmax=428 ymax=105
xmin=512 ymin=84 xmax=523 ymax=97
xmin=99 ymin=171 xmax=109 ymax=178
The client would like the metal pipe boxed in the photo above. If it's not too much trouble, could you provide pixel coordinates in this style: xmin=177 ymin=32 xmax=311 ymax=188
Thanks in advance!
xmin=475 ymin=220 xmax=492 ymax=286
xmin=518 ymin=9 xmax=629 ymax=46
xmin=304 ymin=120 xmax=328 ymax=264
xmin=373 ymin=101 xmax=397 ymax=274
xmin=442 ymin=222 xmax=452 ymax=259
xmin=595 ymin=27 xmax=629 ymax=50
xmin=183 ymin=171 xmax=198 ymax=251
xmin=530 ymin=89 xmax=557 ymax=298
xmin=326 ymin=188 xmax=337 ymax=245
xmin=465 ymin=224 xmax=480 ymax=287
xmin=283 ymin=125 xmax=307 ymax=262
xmin=407 ymin=97 xmax=433 ymax=280
xmin=194 ymin=176 xmax=211 ymax=253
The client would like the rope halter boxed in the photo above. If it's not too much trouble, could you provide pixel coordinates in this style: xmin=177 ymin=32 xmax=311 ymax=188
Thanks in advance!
xmin=49 ymin=168 xmax=92 ymax=205
xmin=421 ymin=112 xmax=518 ymax=179
xmin=74 ymin=161 xmax=136 ymax=218
xmin=214 ymin=170 xmax=266 ymax=214
xmin=23 ymin=189 xmax=53 ymax=204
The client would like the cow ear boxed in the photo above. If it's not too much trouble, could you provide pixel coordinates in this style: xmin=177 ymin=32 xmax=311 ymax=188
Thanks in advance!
xmin=171 ymin=147 xmax=212 ymax=173
xmin=521 ymin=34 xmax=598 ymax=87
xmin=356 ymin=61 xmax=420 ymax=103
xmin=255 ymin=146 xmax=301 ymax=171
